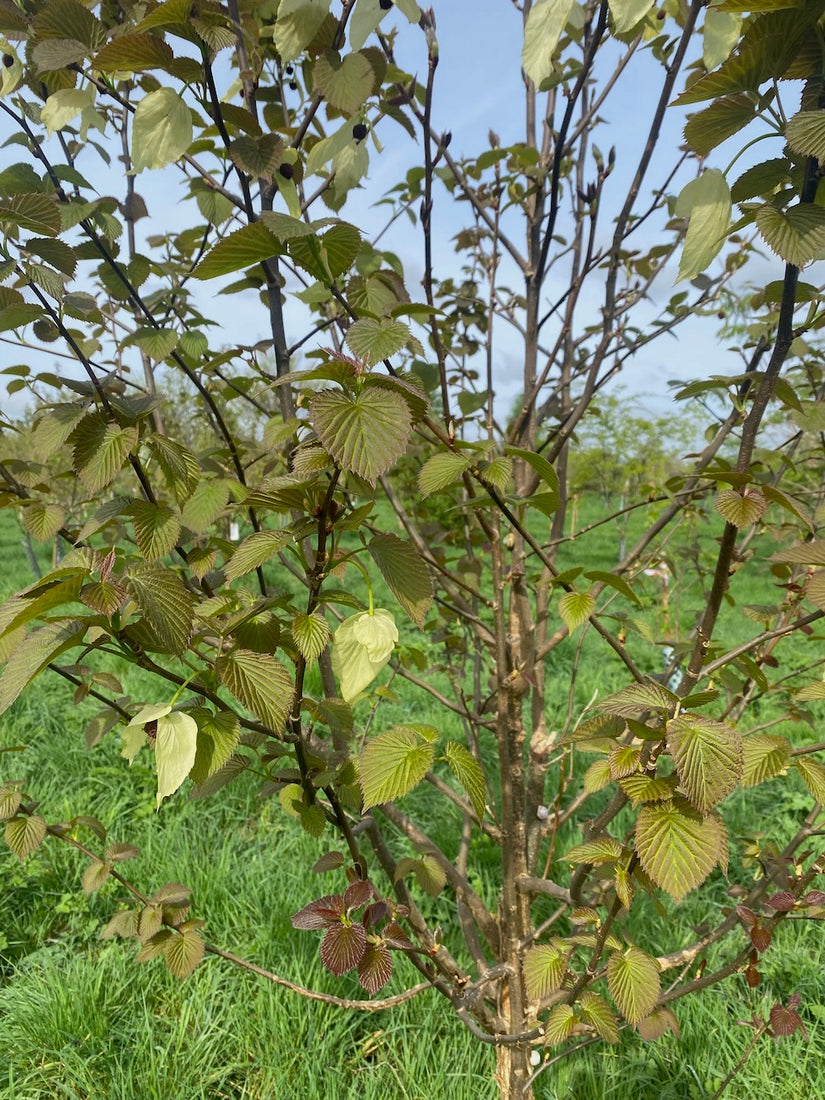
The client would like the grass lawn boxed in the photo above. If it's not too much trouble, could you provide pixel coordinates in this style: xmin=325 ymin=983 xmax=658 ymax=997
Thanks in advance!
xmin=1 ymin=499 xmax=824 ymax=1100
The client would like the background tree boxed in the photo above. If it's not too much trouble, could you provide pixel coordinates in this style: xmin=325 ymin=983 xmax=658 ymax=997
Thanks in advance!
xmin=1 ymin=2 xmax=825 ymax=1098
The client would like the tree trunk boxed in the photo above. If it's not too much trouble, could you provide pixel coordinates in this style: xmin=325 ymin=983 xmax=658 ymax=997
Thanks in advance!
xmin=495 ymin=1041 xmax=534 ymax=1100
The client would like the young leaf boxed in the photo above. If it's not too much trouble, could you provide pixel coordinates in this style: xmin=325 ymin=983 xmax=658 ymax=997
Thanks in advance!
xmin=545 ymin=1003 xmax=577 ymax=1044
xmin=131 ymin=87 xmax=193 ymax=172
xmin=332 ymin=608 xmax=398 ymax=702
xmin=794 ymin=757 xmax=825 ymax=804
xmin=558 ymin=590 xmax=595 ymax=631
xmin=274 ymin=0 xmax=332 ymax=64
xmin=225 ymin=529 xmax=292 ymax=580
xmin=127 ymin=563 xmax=194 ymax=654
xmin=0 ymin=620 xmax=86 ymax=718
xmin=524 ymin=943 xmax=567 ymax=1001
xmin=165 ymin=925 xmax=205 ymax=979
xmin=345 ymin=317 xmax=409 ymax=363
xmin=741 ymin=734 xmax=790 ymax=787
xmin=635 ymin=798 xmax=727 ymax=902
xmin=675 ymin=169 xmax=731 ymax=282
xmin=564 ymin=836 xmax=623 ymax=865
xmin=607 ymin=947 xmax=661 ymax=1025
xmin=357 ymin=942 xmax=393 ymax=994
xmin=368 ymin=533 xmax=433 ymax=627
xmin=666 ymin=713 xmax=742 ymax=812
xmin=715 ymin=488 xmax=766 ymax=527
xmin=71 ymin=415 xmax=138 ymax=492
xmin=444 ymin=741 xmax=486 ymax=821
xmin=82 ymin=858 xmax=112 ymax=894
xmin=5 ymin=814 xmax=47 ymax=859
xmin=755 ymin=203 xmax=825 ymax=268
xmin=418 ymin=451 xmax=472 ymax=496
xmin=320 ymin=921 xmax=367 ymax=975
xmin=310 ymin=388 xmax=412 ymax=484
xmin=579 ymin=991 xmax=619 ymax=1043
xmin=216 ymin=650 xmax=294 ymax=734
xmin=600 ymin=681 xmax=676 ymax=718
xmin=359 ymin=724 xmax=437 ymax=809
xmin=291 ymin=612 xmax=332 ymax=663
xmin=636 ymin=1005 xmax=680 ymax=1040
xmin=129 ymin=502 xmax=181 ymax=560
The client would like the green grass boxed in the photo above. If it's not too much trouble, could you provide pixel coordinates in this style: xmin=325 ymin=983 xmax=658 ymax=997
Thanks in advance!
xmin=1 ymin=501 xmax=825 ymax=1099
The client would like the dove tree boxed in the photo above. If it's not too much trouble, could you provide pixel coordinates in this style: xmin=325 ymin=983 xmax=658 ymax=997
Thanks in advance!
xmin=2 ymin=0 xmax=825 ymax=1098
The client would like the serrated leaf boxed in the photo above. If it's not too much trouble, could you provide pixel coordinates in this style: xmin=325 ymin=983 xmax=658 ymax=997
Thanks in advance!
xmin=332 ymin=608 xmax=398 ymax=702
xmin=92 ymin=31 xmax=175 ymax=72
xmin=635 ymin=798 xmax=726 ymax=902
xmin=395 ymin=853 xmax=445 ymax=896
xmin=5 ymin=814 xmax=47 ymax=859
xmin=418 ymin=451 xmax=472 ymax=495
xmin=741 ymin=734 xmax=790 ymax=787
xmin=524 ymin=943 xmax=567 ymax=1001
xmin=359 ymin=724 xmax=437 ymax=809
xmin=521 ymin=0 xmax=576 ymax=85
xmin=715 ymin=488 xmax=766 ymax=527
xmin=600 ymin=681 xmax=676 ymax=718
xmin=291 ymin=612 xmax=332 ymax=663
xmin=315 ymin=49 xmax=374 ymax=114
xmin=0 ymin=620 xmax=86 ymax=717
xmin=684 ymin=94 xmax=755 ymax=157
xmin=345 ymin=317 xmax=409 ymax=364
xmin=127 ymin=563 xmax=194 ymax=654
xmin=773 ymin=539 xmax=825 ymax=565
xmin=580 ymin=991 xmax=619 ymax=1043
xmin=82 ymin=859 xmax=112 ymax=893
xmin=225 ymin=530 xmax=292 ymax=580
xmin=194 ymin=221 xmax=282 ymax=279
xmin=217 ymin=649 xmax=293 ymax=734
xmin=636 ymin=1005 xmax=680 ymax=1040
xmin=23 ymin=501 xmax=65 ymax=541
xmin=129 ymin=502 xmax=181 ymax=560
xmin=755 ymin=203 xmax=825 ymax=268
xmin=444 ymin=741 xmax=486 ymax=821
xmin=149 ymin=436 xmax=200 ymax=502
xmin=368 ymin=533 xmax=432 ymax=627
xmin=607 ymin=947 xmax=660 ymax=1025
xmin=165 ymin=926 xmax=205 ymax=978
xmin=25 ymin=237 xmax=77 ymax=277
xmin=0 ymin=788 xmax=23 ymax=821
xmin=310 ymin=388 xmax=410 ymax=485
xmin=675 ymin=169 xmax=731 ymax=282
xmin=128 ymin=326 xmax=179 ymax=361
xmin=584 ymin=758 xmax=612 ymax=793
xmin=71 ymin=415 xmax=138 ymax=492
xmin=131 ymin=87 xmax=193 ymax=172
xmin=321 ymin=921 xmax=366 ymax=975
xmin=0 ymin=193 xmax=61 ymax=237
xmin=274 ymin=0 xmax=332 ymax=64
xmin=666 ymin=713 xmax=742 ymax=812
xmin=358 ymin=942 xmax=393 ymax=994
xmin=545 ymin=1003 xmax=577 ymax=1044
xmin=229 ymin=134 xmax=284 ymax=181
xmin=583 ymin=570 xmax=641 ymax=607
xmin=786 ymin=110 xmax=825 ymax=162
xmin=794 ymin=756 xmax=825 ymax=804
xmin=180 ymin=479 xmax=230 ymax=534
xmin=189 ymin=709 xmax=240 ymax=785
xmin=806 ymin=572 xmax=825 ymax=611
xmin=559 ymin=590 xmax=595 ymax=631
xmin=619 ymin=773 xmax=677 ymax=806
xmin=40 ymin=87 xmax=95 ymax=135
xmin=565 ymin=836 xmax=623 ymax=865
xmin=106 ymin=842 xmax=140 ymax=862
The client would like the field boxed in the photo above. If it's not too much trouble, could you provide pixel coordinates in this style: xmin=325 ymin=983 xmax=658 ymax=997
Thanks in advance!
xmin=1 ymin=500 xmax=825 ymax=1100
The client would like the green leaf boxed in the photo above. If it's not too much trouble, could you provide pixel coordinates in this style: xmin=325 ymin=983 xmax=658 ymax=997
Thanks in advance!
xmin=565 ymin=836 xmax=623 ymax=865
xmin=368 ymin=533 xmax=433 ymax=628
xmin=786 ymin=110 xmax=825 ymax=162
xmin=505 ymin=446 xmax=560 ymax=499
xmin=229 ymin=133 xmax=284 ymax=181
xmin=635 ymin=798 xmax=727 ymax=902
xmin=794 ymin=756 xmax=825 ymax=805
xmin=703 ymin=7 xmax=742 ymax=69
xmin=584 ymin=758 xmax=612 ymax=793
xmin=190 ymin=708 xmax=241 ymax=784
xmin=0 ymin=193 xmax=61 ymax=236
xmin=545 ymin=1003 xmax=577 ymax=1044
xmin=40 ymin=87 xmax=95 ymax=135
xmin=583 ymin=570 xmax=641 ymax=606
xmin=521 ymin=0 xmax=576 ymax=85
xmin=444 ymin=741 xmax=486 ymax=821
xmin=129 ymin=502 xmax=181 ymax=560
xmin=131 ymin=87 xmax=193 ymax=173
xmin=274 ymin=0 xmax=332 ymax=64
xmin=600 ymin=681 xmax=676 ymax=718
xmin=127 ymin=326 xmax=179 ymax=361
xmin=180 ymin=479 xmax=230 ymax=534
xmin=23 ymin=501 xmax=65 ymax=540
xmin=684 ymin=94 xmax=756 ymax=157
xmin=310 ymin=388 xmax=411 ymax=484
xmin=149 ymin=436 xmax=200 ymax=503
xmin=24 ymin=237 xmax=77 ymax=277
xmin=558 ymin=590 xmax=595 ymax=631
xmin=523 ymin=943 xmax=567 ymax=1001
xmin=755 ymin=203 xmax=825 ymax=268
xmin=345 ymin=317 xmax=409 ymax=363
xmin=155 ymin=710 xmax=198 ymax=808
xmin=715 ymin=487 xmax=766 ymax=527
xmin=418 ymin=451 xmax=472 ymax=495
xmin=332 ymin=608 xmax=398 ymax=702
xmin=92 ymin=31 xmax=175 ymax=73
xmin=216 ymin=649 xmax=294 ymax=734
xmin=666 ymin=713 xmax=742 ymax=812
xmin=773 ymin=539 xmax=825 ymax=566
xmin=5 ymin=814 xmax=47 ymax=859
xmin=194 ymin=221 xmax=282 ymax=280
xmin=675 ymin=169 xmax=731 ymax=282
xmin=314 ymin=49 xmax=374 ymax=114
xmin=0 ymin=620 xmax=86 ymax=718
xmin=127 ymin=563 xmax=194 ymax=655
xmin=225 ymin=530 xmax=292 ymax=581
xmin=395 ymin=853 xmax=445 ymax=896
xmin=349 ymin=0 xmax=395 ymax=49
xmin=291 ymin=612 xmax=332 ymax=663
xmin=580 ymin=991 xmax=619 ymax=1043
xmin=359 ymin=723 xmax=437 ymax=808
xmin=608 ymin=0 xmax=655 ymax=33
xmin=71 ymin=414 xmax=138 ymax=493
xmin=741 ymin=734 xmax=790 ymax=787
xmin=165 ymin=925 xmax=205 ymax=978
xmin=607 ymin=947 xmax=661 ymax=1025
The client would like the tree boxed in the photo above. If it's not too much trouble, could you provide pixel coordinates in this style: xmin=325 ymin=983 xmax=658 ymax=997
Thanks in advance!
xmin=1 ymin=1 xmax=825 ymax=1097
